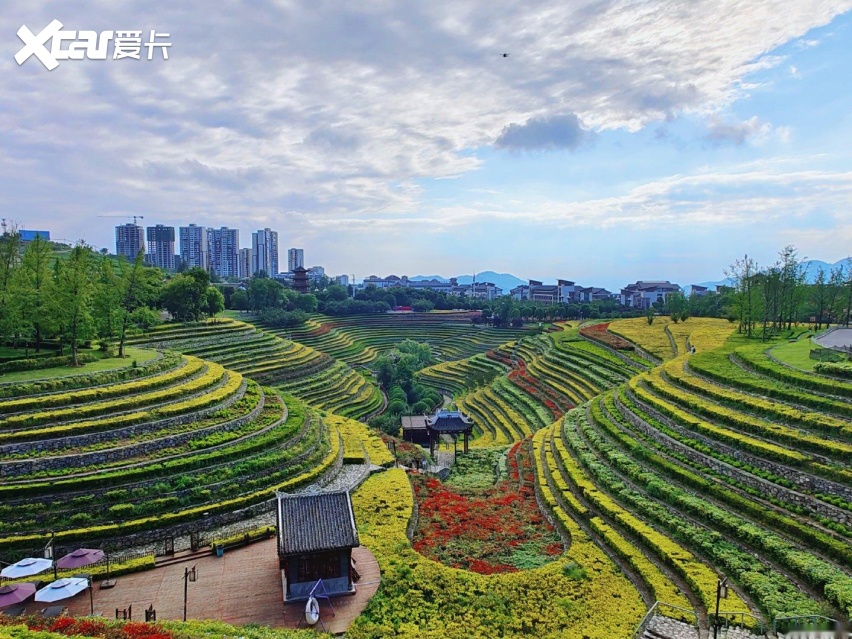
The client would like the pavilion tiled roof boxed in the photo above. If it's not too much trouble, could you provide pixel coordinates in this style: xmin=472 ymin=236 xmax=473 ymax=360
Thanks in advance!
xmin=276 ymin=491 xmax=359 ymax=556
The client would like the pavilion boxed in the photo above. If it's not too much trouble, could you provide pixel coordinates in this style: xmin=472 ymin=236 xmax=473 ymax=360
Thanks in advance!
xmin=423 ymin=409 xmax=474 ymax=457
xmin=275 ymin=490 xmax=359 ymax=602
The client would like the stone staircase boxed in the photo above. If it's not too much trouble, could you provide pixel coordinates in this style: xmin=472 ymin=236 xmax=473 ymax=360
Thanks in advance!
xmin=641 ymin=616 xmax=767 ymax=639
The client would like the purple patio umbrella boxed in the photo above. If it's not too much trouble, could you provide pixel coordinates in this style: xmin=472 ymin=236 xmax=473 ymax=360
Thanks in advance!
xmin=0 ymin=583 xmax=36 ymax=609
xmin=55 ymin=549 xmax=104 ymax=570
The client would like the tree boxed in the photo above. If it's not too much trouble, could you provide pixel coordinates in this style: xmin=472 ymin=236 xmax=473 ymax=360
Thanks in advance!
xmin=230 ymin=289 xmax=249 ymax=312
xmin=117 ymin=251 xmax=162 ymax=357
xmin=726 ymin=254 xmax=760 ymax=337
xmin=205 ymin=286 xmax=225 ymax=320
xmin=15 ymin=234 xmax=55 ymax=351
xmin=160 ymin=268 xmax=209 ymax=321
xmin=0 ymin=223 xmax=22 ymax=345
xmin=55 ymin=243 xmax=96 ymax=366
xmin=92 ymin=252 xmax=122 ymax=347
xmin=811 ymin=268 xmax=829 ymax=330
xmin=248 ymin=277 xmax=283 ymax=312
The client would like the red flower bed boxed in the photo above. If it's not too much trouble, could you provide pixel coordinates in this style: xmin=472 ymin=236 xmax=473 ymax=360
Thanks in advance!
xmin=0 ymin=615 xmax=173 ymax=639
xmin=579 ymin=322 xmax=634 ymax=350
xmin=507 ymin=357 xmax=569 ymax=418
xmin=411 ymin=440 xmax=563 ymax=574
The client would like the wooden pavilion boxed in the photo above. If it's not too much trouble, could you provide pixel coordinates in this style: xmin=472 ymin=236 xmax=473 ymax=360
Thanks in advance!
xmin=275 ymin=490 xmax=359 ymax=602
xmin=424 ymin=409 xmax=474 ymax=457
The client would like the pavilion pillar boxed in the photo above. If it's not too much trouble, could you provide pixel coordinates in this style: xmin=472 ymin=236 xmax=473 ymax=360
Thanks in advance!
xmin=464 ymin=431 xmax=469 ymax=454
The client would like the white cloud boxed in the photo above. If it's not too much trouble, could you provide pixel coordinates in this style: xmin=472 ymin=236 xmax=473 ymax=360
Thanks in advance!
xmin=0 ymin=0 xmax=849 ymax=251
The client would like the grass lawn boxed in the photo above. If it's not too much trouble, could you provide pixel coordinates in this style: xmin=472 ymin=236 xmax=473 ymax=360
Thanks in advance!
xmin=769 ymin=337 xmax=816 ymax=372
xmin=0 ymin=346 xmax=158 ymax=383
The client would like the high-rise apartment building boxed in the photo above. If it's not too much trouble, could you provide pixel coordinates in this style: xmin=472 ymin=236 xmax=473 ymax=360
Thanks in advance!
xmin=146 ymin=225 xmax=176 ymax=270
xmin=208 ymin=227 xmax=239 ymax=279
xmin=238 ymin=247 xmax=254 ymax=279
xmin=115 ymin=223 xmax=145 ymax=261
xmin=287 ymin=248 xmax=304 ymax=272
xmin=252 ymin=228 xmax=279 ymax=276
xmin=179 ymin=224 xmax=209 ymax=270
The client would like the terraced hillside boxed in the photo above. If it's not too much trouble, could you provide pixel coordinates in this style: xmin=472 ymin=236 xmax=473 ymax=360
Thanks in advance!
xmin=532 ymin=320 xmax=852 ymax=629
xmin=420 ymin=325 xmax=645 ymax=448
xmin=127 ymin=319 xmax=383 ymax=420
xmin=274 ymin=312 xmax=533 ymax=364
xmin=0 ymin=349 xmax=339 ymax=555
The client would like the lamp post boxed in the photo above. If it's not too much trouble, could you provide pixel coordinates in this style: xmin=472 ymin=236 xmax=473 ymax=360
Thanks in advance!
xmin=183 ymin=565 xmax=197 ymax=622
xmin=713 ymin=576 xmax=728 ymax=639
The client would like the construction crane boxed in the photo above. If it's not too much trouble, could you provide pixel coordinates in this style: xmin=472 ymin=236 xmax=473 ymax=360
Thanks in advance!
xmin=98 ymin=215 xmax=145 ymax=225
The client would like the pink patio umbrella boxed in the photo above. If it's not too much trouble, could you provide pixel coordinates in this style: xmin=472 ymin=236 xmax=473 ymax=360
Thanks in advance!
xmin=0 ymin=583 xmax=37 ymax=609
xmin=55 ymin=549 xmax=104 ymax=571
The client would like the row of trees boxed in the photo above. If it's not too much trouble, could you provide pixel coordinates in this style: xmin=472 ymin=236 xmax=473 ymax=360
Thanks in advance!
xmin=727 ymin=246 xmax=852 ymax=339
xmin=0 ymin=231 xmax=225 ymax=364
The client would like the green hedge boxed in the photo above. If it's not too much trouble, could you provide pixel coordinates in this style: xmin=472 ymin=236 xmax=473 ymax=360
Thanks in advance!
xmin=0 ymin=353 xmax=99 ymax=374
xmin=815 ymin=361 xmax=852 ymax=379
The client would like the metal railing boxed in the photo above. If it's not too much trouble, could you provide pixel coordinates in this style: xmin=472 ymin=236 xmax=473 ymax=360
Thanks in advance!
xmin=710 ymin=610 xmax=765 ymax=636
xmin=772 ymin=614 xmax=839 ymax=635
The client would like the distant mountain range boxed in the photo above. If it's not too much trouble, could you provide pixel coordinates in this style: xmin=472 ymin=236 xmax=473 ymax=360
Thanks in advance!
xmin=410 ymin=271 xmax=526 ymax=292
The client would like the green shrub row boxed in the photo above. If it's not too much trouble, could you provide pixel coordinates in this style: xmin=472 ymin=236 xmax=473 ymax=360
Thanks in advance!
xmin=0 ymin=353 xmax=99 ymax=374
xmin=0 ymin=351 xmax=176 ymax=400
xmin=559 ymin=410 xmax=826 ymax=619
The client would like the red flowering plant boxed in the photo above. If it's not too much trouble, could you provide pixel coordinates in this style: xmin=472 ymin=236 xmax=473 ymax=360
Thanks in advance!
xmin=579 ymin=322 xmax=634 ymax=350
xmin=411 ymin=440 xmax=563 ymax=574
xmin=0 ymin=614 xmax=174 ymax=639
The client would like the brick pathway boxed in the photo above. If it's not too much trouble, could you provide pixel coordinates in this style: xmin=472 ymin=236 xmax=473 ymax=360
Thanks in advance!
xmin=55 ymin=539 xmax=379 ymax=633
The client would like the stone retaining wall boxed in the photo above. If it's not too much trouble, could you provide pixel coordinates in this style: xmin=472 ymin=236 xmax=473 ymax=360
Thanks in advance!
xmin=618 ymin=390 xmax=852 ymax=526
xmin=0 ymin=381 xmax=251 ymax=477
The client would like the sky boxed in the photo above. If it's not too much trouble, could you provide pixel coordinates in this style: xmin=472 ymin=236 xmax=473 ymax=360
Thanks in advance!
xmin=2 ymin=1 xmax=851 ymax=291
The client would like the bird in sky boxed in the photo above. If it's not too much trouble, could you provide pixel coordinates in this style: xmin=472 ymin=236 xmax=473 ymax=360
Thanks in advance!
xmin=501 ymin=53 xmax=510 ymax=57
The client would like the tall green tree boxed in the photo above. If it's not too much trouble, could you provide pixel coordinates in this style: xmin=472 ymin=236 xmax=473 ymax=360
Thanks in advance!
xmin=117 ymin=251 xmax=162 ymax=357
xmin=726 ymin=254 xmax=760 ymax=337
xmin=92 ymin=252 xmax=122 ymax=346
xmin=55 ymin=243 xmax=96 ymax=366
xmin=0 ymin=225 xmax=22 ymax=345
xmin=15 ymin=235 xmax=56 ymax=351
xmin=205 ymin=286 xmax=225 ymax=320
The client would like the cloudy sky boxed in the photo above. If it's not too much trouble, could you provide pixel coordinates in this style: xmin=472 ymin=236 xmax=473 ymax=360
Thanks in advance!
xmin=2 ymin=1 xmax=851 ymax=289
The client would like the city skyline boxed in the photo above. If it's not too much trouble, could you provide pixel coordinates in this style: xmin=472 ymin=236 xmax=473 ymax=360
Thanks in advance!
xmin=2 ymin=2 xmax=851 ymax=291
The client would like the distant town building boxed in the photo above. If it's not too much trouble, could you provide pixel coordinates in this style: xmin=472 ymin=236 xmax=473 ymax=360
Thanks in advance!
xmin=689 ymin=285 xmax=709 ymax=297
xmin=145 ymin=225 xmax=176 ymax=270
xmin=208 ymin=227 xmax=239 ymax=279
xmin=252 ymin=228 xmax=279 ymax=276
xmin=287 ymin=248 xmax=304 ymax=272
xmin=334 ymin=274 xmax=350 ymax=287
xmin=19 ymin=230 xmax=51 ymax=242
xmin=510 ymin=279 xmax=579 ymax=303
xmin=576 ymin=286 xmax=615 ymax=303
xmin=115 ymin=223 xmax=145 ymax=261
xmin=306 ymin=266 xmax=325 ymax=282
xmin=619 ymin=281 xmax=682 ymax=309
xmin=179 ymin=224 xmax=209 ymax=270
xmin=454 ymin=281 xmax=503 ymax=300
xmin=238 ymin=247 xmax=254 ymax=279
xmin=359 ymin=275 xmax=500 ymax=299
